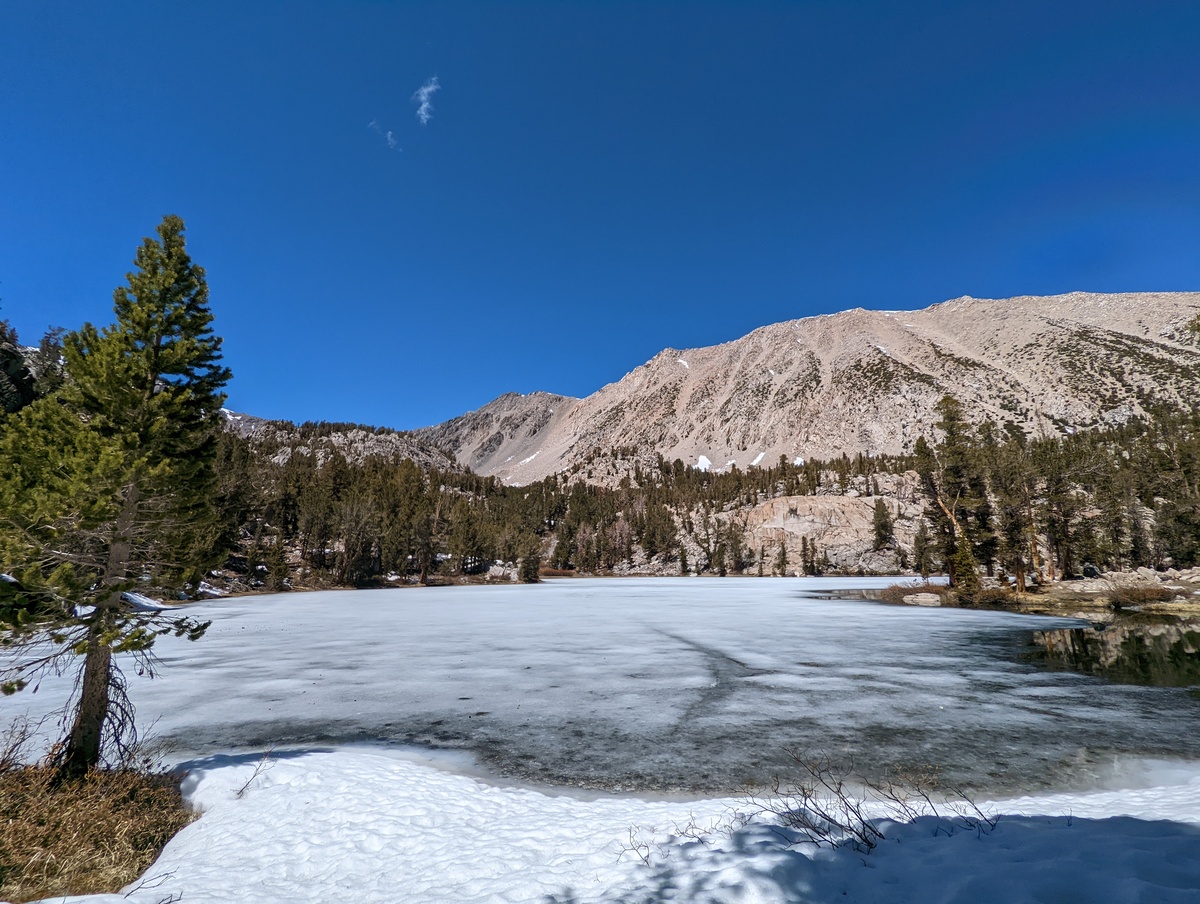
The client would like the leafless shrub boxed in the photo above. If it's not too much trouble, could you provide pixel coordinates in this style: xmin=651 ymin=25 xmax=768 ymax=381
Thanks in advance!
xmin=623 ymin=753 xmax=999 ymax=871
xmin=621 ymin=810 xmax=750 ymax=867
xmin=121 ymin=867 xmax=182 ymax=902
xmin=0 ymin=714 xmax=49 ymax=774
xmin=744 ymin=752 xmax=999 ymax=853
xmin=236 ymin=745 xmax=277 ymax=798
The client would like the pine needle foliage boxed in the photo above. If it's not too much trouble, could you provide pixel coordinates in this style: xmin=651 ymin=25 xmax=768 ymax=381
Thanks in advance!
xmin=0 ymin=216 xmax=228 ymax=777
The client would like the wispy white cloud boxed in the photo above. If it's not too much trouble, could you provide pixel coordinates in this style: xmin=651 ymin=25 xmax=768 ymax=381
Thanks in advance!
xmin=368 ymin=118 xmax=401 ymax=152
xmin=412 ymin=76 xmax=440 ymax=125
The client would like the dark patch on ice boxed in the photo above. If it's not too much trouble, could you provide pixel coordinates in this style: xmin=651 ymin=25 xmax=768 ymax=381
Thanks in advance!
xmin=652 ymin=629 xmax=781 ymax=729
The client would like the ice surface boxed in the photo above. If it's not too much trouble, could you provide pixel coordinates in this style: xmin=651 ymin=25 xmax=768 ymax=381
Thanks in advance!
xmin=5 ymin=578 xmax=1198 ymax=795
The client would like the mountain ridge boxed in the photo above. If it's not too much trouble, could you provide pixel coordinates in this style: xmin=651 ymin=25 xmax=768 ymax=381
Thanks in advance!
xmin=412 ymin=292 xmax=1200 ymax=484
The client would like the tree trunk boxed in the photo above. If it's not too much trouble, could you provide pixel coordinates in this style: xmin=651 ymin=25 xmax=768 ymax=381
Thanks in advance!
xmin=58 ymin=636 xmax=112 ymax=779
xmin=1025 ymin=493 xmax=1042 ymax=583
xmin=58 ymin=479 xmax=139 ymax=778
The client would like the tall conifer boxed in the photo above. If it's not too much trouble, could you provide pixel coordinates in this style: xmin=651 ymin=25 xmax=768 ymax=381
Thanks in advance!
xmin=0 ymin=215 xmax=228 ymax=777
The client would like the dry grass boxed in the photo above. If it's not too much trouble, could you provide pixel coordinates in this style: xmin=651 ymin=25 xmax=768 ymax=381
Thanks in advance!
xmin=955 ymin=586 xmax=1017 ymax=608
xmin=878 ymin=581 xmax=950 ymax=605
xmin=0 ymin=763 xmax=192 ymax=903
xmin=1109 ymin=584 xmax=1179 ymax=609
xmin=880 ymin=581 xmax=1020 ymax=608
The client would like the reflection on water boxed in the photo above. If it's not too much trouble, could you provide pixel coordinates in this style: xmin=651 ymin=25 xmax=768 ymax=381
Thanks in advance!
xmin=1030 ymin=620 xmax=1200 ymax=687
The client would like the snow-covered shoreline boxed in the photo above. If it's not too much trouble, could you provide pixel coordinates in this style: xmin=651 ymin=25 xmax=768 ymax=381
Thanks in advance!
xmin=8 ymin=579 xmax=1199 ymax=902
xmin=38 ymin=744 xmax=1200 ymax=904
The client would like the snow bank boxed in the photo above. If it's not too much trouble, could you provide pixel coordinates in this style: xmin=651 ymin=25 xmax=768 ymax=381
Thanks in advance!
xmin=40 ymin=746 xmax=1200 ymax=904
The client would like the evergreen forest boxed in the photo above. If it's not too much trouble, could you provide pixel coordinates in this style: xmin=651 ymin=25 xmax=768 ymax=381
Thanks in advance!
xmin=204 ymin=400 xmax=1200 ymax=591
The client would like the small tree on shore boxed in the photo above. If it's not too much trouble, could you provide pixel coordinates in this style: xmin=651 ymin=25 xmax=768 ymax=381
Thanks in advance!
xmin=912 ymin=519 xmax=933 ymax=578
xmin=518 ymin=535 xmax=542 ymax=583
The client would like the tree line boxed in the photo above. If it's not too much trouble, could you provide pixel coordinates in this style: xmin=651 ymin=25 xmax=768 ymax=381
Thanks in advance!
xmin=205 ymin=393 xmax=1199 ymax=589
xmin=913 ymin=394 xmax=1199 ymax=592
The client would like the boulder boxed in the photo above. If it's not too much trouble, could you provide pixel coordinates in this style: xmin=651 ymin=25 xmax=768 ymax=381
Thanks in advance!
xmin=903 ymin=592 xmax=942 ymax=607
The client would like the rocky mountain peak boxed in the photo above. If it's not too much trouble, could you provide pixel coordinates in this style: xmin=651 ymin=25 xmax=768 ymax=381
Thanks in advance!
xmin=414 ymin=292 xmax=1200 ymax=485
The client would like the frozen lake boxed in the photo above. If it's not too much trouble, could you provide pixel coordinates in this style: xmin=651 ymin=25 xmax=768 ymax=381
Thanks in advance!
xmin=6 ymin=577 xmax=1200 ymax=795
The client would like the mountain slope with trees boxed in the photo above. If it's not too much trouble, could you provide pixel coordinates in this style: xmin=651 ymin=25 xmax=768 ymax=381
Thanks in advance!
xmin=203 ymin=395 xmax=1200 ymax=594
xmin=201 ymin=304 xmax=1200 ymax=593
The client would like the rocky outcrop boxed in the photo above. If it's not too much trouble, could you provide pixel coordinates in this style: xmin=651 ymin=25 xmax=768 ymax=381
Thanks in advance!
xmin=221 ymin=410 xmax=458 ymax=471
xmin=736 ymin=472 xmax=924 ymax=573
xmin=416 ymin=292 xmax=1200 ymax=485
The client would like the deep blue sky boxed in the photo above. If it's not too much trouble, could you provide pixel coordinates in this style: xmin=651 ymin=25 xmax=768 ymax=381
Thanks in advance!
xmin=3 ymin=2 xmax=1200 ymax=429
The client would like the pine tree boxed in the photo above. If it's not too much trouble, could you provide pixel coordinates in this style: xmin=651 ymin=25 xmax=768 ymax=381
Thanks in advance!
xmin=983 ymin=423 xmax=1035 ymax=591
xmin=872 ymin=498 xmax=894 ymax=550
xmin=29 ymin=327 xmax=66 ymax=399
xmin=518 ymin=535 xmax=542 ymax=583
xmin=912 ymin=519 xmax=933 ymax=578
xmin=0 ymin=215 xmax=228 ymax=777
xmin=914 ymin=397 xmax=988 ymax=588
xmin=265 ymin=531 xmax=291 ymax=591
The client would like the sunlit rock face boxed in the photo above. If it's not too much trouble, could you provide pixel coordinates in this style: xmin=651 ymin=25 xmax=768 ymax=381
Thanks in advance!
xmin=742 ymin=477 xmax=923 ymax=572
xmin=415 ymin=292 xmax=1200 ymax=485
